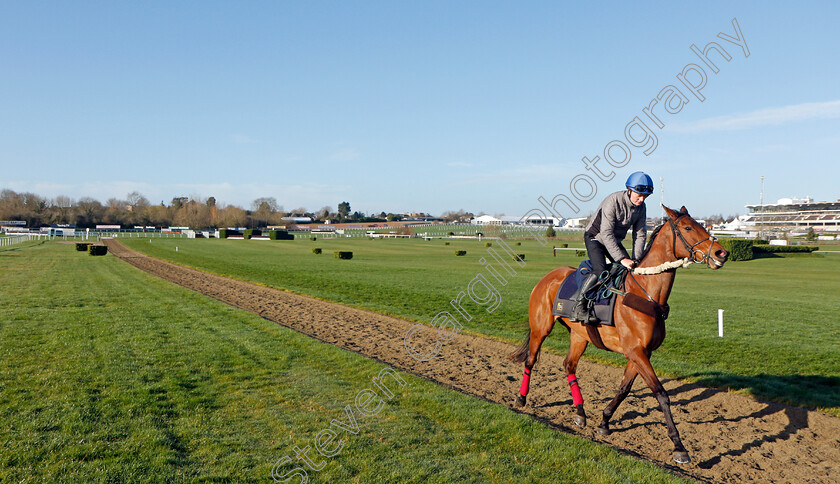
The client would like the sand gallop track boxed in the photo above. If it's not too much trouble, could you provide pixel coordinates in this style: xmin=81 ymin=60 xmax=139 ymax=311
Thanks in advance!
xmin=105 ymin=239 xmax=840 ymax=483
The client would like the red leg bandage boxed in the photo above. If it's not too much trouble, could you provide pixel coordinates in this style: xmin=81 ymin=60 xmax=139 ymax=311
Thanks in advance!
xmin=519 ymin=368 xmax=531 ymax=397
xmin=568 ymin=374 xmax=584 ymax=406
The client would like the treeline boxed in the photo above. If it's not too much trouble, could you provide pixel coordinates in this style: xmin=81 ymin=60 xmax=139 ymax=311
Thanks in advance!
xmin=0 ymin=190 xmax=475 ymax=229
xmin=0 ymin=190 xmax=249 ymax=228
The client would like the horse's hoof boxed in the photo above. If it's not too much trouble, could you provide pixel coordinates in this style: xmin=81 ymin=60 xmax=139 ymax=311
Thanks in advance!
xmin=514 ymin=394 xmax=526 ymax=408
xmin=597 ymin=425 xmax=610 ymax=436
xmin=572 ymin=404 xmax=586 ymax=427
xmin=673 ymin=451 xmax=691 ymax=464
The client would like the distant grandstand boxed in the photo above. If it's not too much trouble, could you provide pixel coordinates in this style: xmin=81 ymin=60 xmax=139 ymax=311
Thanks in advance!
xmin=715 ymin=197 xmax=840 ymax=238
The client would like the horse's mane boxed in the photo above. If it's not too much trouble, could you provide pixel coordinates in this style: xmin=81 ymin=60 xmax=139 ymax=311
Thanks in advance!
xmin=639 ymin=219 xmax=669 ymax=262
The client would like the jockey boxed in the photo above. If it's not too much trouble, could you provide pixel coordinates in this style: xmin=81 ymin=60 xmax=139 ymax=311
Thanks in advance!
xmin=570 ymin=171 xmax=653 ymax=323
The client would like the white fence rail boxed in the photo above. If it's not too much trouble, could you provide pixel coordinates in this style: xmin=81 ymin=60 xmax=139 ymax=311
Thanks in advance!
xmin=0 ymin=234 xmax=47 ymax=247
xmin=0 ymin=231 xmax=187 ymax=247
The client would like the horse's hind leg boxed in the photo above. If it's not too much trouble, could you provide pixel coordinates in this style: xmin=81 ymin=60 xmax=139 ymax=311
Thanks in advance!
xmin=598 ymin=362 xmax=638 ymax=436
xmin=513 ymin=329 xmax=550 ymax=407
xmin=563 ymin=332 xmax=589 ymax=426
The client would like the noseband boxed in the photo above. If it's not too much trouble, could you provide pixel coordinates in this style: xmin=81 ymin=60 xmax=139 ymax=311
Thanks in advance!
xmin=668 ymin=214 xmax=717 ymax=264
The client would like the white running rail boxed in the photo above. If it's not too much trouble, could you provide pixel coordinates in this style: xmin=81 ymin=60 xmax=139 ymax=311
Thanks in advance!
xmin=0 ymin=234 xmax=46 ymax=247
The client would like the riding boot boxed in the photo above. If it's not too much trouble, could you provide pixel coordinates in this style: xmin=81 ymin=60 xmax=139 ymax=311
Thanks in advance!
xmin=570 ymin=273 xmax=599 ymax=323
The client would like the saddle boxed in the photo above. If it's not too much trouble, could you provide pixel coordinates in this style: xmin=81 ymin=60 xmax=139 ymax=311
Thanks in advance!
xmin=552 ymin=260 xmax=622 ymax=326
xmin=552 ymin=260 xmax=670 ymax=326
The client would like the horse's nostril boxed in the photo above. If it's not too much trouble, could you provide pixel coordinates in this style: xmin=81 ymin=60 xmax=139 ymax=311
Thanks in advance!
xmin=716 ymin=249 xmax=729 ymax=260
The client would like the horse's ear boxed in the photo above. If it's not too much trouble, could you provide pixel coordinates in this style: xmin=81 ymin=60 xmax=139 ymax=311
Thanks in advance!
xmin=679 ymin=206 xmax=689 ymax=215
xmin=662 ymin=205 xmax=678 ymax=220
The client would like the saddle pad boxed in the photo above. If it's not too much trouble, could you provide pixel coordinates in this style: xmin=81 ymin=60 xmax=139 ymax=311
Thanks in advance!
xmin=552 ymin=260 xmax=617 ymax=326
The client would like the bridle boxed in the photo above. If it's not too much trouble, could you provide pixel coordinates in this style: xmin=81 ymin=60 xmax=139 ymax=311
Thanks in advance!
xmin=668 ymin=213 xmax=718 ymax=264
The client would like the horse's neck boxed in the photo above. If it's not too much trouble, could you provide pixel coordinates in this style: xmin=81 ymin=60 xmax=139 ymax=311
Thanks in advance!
xmin=634 ymin=270 xmax=676 ymax=305
xmin=635 ymin=226 xmax=678 ymax=304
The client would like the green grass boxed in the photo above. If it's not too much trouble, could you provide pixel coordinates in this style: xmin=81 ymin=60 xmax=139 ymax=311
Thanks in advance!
xmin=120 ymin=236 xmax=840 ymax=415
xmin=0 ymin=241 xmax=690 ymax=482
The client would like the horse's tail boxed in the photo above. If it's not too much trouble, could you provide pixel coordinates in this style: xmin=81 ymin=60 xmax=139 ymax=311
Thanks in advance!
xmin=509 ymin=328 xmax=531 ymax=363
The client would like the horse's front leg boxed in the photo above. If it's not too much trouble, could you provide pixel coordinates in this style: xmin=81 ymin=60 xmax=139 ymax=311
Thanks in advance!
xmin=627 ymin=348 xmax=690 ymax=464
xmin=598 ymin=362 xmax=638 ymax=436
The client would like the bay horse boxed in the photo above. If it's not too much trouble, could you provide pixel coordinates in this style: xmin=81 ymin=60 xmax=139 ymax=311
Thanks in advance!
xmin=510 ymin=205 xmax=729 ymax=464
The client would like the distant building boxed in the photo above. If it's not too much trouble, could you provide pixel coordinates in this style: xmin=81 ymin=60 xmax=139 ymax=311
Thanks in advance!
xmin=0 ymin=220 xmax=27 ymax=234
xmin=565 ymin=217 xmax=588 ymax=229
xmin=471 ymin=215 xmax=564 ymax=227
xmin=399 ymin=212 xmax=435 ymax=221
xmin=41 ymin=225 xmax=76 ymax=237
xmin=715 ymin=196 xmax=840 ymax=237
xmin=472 ymin=215 xmax=502 ymax=225
xmin=281 ymin=216 xmax=312 ymax=223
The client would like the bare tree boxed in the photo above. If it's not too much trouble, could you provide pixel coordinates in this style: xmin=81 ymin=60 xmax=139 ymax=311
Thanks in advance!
xmin=103 ymin=198 xmax=130 ymax=225
xmin=316 ymin=206 xmax=331 ymax=221
xmin=145 ymin=204 xmax=172 ymax=227
xmin=75 ymin=197 xmax=105 ymax=227
xmin=217 ymin=205 xmax=247 ymax=228
xmin=126 ymin=191 xmax=149 ymax=208
xmin=440 ymin=209 xmax=474 ymax=223
xmin=174 ymin=199 xmax=211 ymax=228
xmin=122 ymin=192 xmax=150 ymax=226
xmin=22 ymin=192 xmax=47 ymax=217
xmin=50 ymin=195 xmax=75 ymax=224
xmin=251 ymin=197 xmax=279 ymax=213
xmin=250 ymin=197 xmax=281 ymax=227
xmin=53 ymin=195 xmax=74 ymax=208
xmin=0 ymin=190 xmax=25 ymax=223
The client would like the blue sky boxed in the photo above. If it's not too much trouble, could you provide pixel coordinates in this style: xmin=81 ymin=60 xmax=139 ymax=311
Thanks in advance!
xmin=2 ymin=1 xmax=839 ymax=219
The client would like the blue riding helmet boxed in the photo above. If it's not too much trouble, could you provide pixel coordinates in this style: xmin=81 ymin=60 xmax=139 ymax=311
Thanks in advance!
xmin=625 ymin=171 xmax=654 ymax=195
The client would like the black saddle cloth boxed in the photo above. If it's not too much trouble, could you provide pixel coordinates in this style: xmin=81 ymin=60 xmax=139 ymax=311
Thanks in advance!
xmin=552 ymin=260 xmax=622 ymax=326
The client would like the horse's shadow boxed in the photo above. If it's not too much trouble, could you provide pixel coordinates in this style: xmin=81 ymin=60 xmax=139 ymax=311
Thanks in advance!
xmin=685 ymin=372 xmax=840 ymax=410
xmin=614 ymin=371 xmax=840 ymax=415
xmin=540 ymin=372 xmax=838 ymax=470
xmin=675 ymin=372 xmax=839 ymax=469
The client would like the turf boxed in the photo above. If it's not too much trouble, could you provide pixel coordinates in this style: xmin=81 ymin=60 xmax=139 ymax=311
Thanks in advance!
xmin=0 ymin=241 xmax=690 ymax=482
xmin=119 ymin=236 xmax=840 ymax=415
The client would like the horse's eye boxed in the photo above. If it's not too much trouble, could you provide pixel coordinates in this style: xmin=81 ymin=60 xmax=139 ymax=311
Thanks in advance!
xmin=683 ymin=226 xmax=693 ymax=231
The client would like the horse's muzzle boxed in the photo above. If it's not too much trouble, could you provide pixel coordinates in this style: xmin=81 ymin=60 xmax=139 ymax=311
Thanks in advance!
xmin=709 ymin=248 xmax=729 ymax=269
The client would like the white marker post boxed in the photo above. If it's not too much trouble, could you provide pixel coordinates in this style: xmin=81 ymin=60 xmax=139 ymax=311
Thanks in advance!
xmin=718 ymin=309 xmax=724 ymax=337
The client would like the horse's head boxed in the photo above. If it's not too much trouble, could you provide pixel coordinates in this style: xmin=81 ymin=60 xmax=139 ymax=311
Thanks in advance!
xmin=663 ymin=205 xmax=729 ymax=270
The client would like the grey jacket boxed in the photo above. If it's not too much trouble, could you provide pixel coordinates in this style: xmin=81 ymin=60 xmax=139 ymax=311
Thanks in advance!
xmin=585 ymin=190 xmax=647 ymax=262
